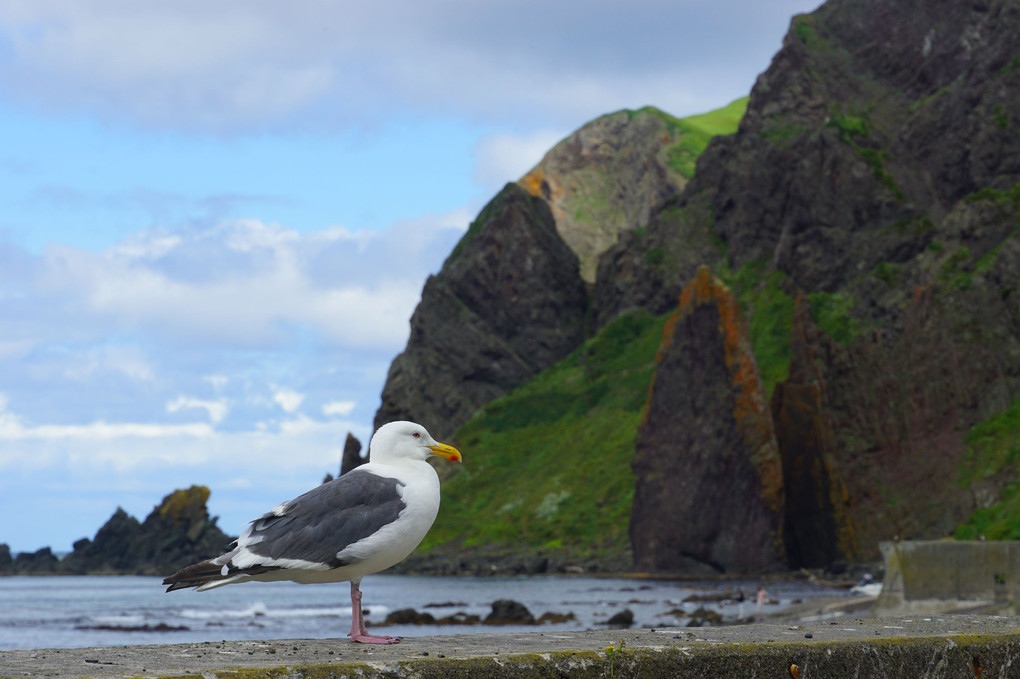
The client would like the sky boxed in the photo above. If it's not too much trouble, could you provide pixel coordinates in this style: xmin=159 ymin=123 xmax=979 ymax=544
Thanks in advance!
xmin=0 ymin=0 xmax=822 ymax=554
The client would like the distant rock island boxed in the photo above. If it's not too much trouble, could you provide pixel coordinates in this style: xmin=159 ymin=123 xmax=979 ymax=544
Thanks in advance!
xmin=0 ymin=486 xmax=233 ymax=575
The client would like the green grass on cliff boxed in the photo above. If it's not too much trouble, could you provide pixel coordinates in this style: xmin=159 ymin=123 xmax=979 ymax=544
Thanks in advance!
xmin=631 ymin=98 xmax=748 ymax=179
xmin=720 ymin=261 xmax=795 ymax=398
xmin=955 ymin=397 xmax=1020 ymax=540
xmin=422 ymin=309 xmax=670 ymax=560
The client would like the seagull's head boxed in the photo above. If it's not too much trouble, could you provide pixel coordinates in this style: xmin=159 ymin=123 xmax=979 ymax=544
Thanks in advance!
xmin=369 ymin=421 xmax=462 ymax=465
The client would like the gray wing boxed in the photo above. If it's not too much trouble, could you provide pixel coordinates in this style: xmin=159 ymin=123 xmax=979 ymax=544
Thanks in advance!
xmin=241 ymin=469 xmax=406 ymax=568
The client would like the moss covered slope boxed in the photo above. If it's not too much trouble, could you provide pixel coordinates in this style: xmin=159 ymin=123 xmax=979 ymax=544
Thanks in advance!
xmin=421 ymin=309 xmax=670 ymax=564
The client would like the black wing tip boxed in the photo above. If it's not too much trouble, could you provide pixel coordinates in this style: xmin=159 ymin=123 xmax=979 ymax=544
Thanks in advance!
xmin=162 ymin=558 xmax=222 ymax=592
xmin=162 ymin=558 xmax=285 ymax=593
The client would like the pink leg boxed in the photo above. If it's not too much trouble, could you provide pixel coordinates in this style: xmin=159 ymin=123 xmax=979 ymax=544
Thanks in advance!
xmin=348 ymin=580 xmax=400 ymax=644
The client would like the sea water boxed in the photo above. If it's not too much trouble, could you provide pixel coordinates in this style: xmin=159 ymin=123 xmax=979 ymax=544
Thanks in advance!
xmin=0 ymin=574 xmax=849 ymax=650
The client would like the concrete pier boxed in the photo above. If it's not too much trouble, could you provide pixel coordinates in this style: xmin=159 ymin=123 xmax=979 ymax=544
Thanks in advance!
xmin=2 ymin=614 xmax=1020 ymax=678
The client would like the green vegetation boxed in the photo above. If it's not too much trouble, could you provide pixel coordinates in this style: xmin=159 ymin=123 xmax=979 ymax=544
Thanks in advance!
xmin=422 ymin=309 xmax=671 ymax=559
xmin=792 ymin=15 xmax=814 ymax=45
xmin=445 ymin=186 xmax=511 ymax=263
xmin=938 ymin=245 xmax=974 ymax=289
xmin=631 ymin=98 xmax=748 ymax=179
xmin=892 ymin=214 xmax=935 ymax=236
xmin=570 ymin=172 xmax=614 ymax=225
xmin=827 ymin=105 xmax=904 ymax=200
xmin=720 ymin=261 xmax=795 ymax=398
xmin=828 ymin=109 xmax=871 ymax=140
xmin=964 ymin=183 xmax=1020 ymax=212
xmin=644 ymin=246 xmax=665 ymax=267
xmin=760 ymin=119 xmax=806 ymax=147
xmin=1000 ymin=53 xmax=1020 ymax=75
xmin=809 ymin=291 xmax=861 ymax=345
xmin=947 ymin=184 xmax=1020 ymax=291
xmin=992 ymin=104 xmax=1010 ymax=131
xmin=955 ymin=398 xmax=1020 ymax=540
xmin=872 ymin=261 xmax=901 ymax=287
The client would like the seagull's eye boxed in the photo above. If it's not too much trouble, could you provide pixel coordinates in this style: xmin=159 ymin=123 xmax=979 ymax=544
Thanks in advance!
xmin=412 ymin=432 xmax=421 ymax=438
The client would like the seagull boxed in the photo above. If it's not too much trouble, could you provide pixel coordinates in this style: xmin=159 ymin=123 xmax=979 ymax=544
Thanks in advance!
xmin=162 ymin=420 xmax=462 ymax=644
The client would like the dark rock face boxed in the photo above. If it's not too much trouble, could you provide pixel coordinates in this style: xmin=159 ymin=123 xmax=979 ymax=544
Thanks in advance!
xmin=591 ymin=195 xmax=724 ymax=331
xmin=12 ymin=547 xmax=59 ymax=573
xmin=374 ymin=184 xmax=588 ymax=439
xmin=61 ymin=486 xmax=233 ymax=574
xmin=686 ymin=0 xmax=1020 ymax=292
xmin=770 ymin=295 xmax=857 ymax=568
xmin=340 ymin=432 xmax=364 ymax=475
xmin=630 ymin=267 xmax=786 ymax=573
xmin=610 ymin=0 xmax=1020 ymax=565
xmin=61 ymin=507 xmax=142 ymax=573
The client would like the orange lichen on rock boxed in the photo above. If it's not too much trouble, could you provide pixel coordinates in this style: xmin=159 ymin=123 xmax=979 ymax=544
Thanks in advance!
xmin=519 ymin=168 xmax=546 ymax=198
xmin=158 ymin=485 xmax=212 ymax=524
xmin=633 ymin=265 xmax=787 ymax=571
xmin=676 ymin=266 xmax=785 ymax=513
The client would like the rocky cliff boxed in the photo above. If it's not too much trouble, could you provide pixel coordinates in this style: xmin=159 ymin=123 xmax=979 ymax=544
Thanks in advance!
xmin=600 ymin=0 xmax=1020 ymax=566
xmin=381 ymin=0 xmax=1020 ymax=574
xmin=375 ymin=103 xmax=746 ymax=442
xmin=374 ymin=184 xmax=588 ymax=439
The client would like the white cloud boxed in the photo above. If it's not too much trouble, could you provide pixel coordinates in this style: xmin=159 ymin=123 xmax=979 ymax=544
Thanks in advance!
xmin=166 ymin=396 xmax=230 ymax=423
xmin=27 ymin=216 xmax=463 ymax=351
xmin=0 ymin=411 xmax=213 ymax=443
xmin=0 ymin=1 xmax=822 ymax=132
xmin=474 ymin=130 xmax=568 ymax=192
xmin=322 ymin=400 xmax=356 ymax=417
xmin=273 ymin=387 xmax=304 ymax=413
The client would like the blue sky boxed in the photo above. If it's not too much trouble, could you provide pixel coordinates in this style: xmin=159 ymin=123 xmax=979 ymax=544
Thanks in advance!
xmin=0 ymin=0 xmax=821 ymax=553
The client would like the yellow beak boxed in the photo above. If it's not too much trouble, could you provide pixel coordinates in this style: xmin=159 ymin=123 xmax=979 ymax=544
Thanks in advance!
xmin=427 ymin=442 xmax=462 ymax=463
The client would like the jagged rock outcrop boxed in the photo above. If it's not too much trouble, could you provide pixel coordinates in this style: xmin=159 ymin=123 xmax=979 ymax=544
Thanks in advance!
xmin=131 ymin=486 xmax=234 ymax=573
xmin=340 ymin=432 xmax=364 ymax=475
xmin=630 ymin=267 xmax=786 ymax=573
xmin=60 ymin=507 xmax=143 ymax=573
xmin=374 ymin=184 xmax=587 ymax=440
xmin=518 ymin=108 xmax=690 ymax=282
xmin=61 ymin=486 xmax=233 ymax=574
xmin=12 ymin=547 xmax=59 ymax=573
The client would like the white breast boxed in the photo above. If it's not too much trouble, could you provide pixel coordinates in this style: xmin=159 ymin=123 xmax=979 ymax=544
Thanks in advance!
xmin=333 ymin=459 xmax=441 ymax=579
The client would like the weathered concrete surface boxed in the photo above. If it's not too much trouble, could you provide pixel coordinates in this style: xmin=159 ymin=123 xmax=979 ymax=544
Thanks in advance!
xmin=877 ymin=540 xmax=1020 ymax=616
xmin=2 ymin=615 xmax=1019 ymax=678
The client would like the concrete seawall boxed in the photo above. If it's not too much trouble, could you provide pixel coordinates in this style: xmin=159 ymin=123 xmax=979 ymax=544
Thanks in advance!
xmin=877 ymin=539 xmax=1020 ymax=615
xmin=3 ymin=615 xmax=1019 ymax=678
